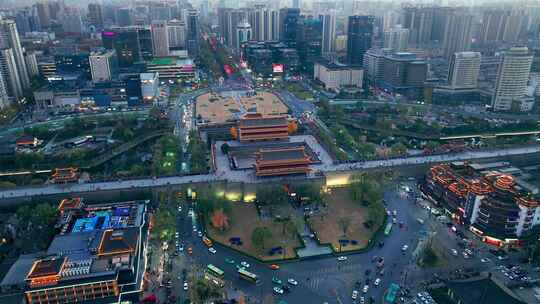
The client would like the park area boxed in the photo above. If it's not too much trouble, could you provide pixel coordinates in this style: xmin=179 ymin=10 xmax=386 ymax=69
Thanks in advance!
xmin=207 ymin=201 xmax=302 ymax=261
xmin=308 ymin=185 xmax=385 ymax=252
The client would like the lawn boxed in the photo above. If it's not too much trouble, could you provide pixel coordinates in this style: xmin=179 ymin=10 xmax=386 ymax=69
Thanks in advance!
xmin=308 ymin=187 xmax=381 ymax=252
xmin=285 ymin=82 xmax=314 ymax=100
xmin=206 ymin=202 xmax=302 ymax=261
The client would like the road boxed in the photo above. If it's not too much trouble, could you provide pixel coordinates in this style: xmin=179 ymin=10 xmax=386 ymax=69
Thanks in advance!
xmin=170 ymin=184 xmax=422 ymax=304
xmin=2 ymin=145 xmax=540 ymax=200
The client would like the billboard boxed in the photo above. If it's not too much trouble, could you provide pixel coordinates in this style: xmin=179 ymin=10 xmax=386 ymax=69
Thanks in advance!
xmin=272 ymin=64 xmax=284 ymax=73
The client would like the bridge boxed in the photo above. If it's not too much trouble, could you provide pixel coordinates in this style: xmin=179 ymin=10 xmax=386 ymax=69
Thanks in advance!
xmin=1 ymin=145 xmax=540 ymax=201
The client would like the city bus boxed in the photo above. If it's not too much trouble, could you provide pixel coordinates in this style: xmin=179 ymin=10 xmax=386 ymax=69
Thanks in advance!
xmin=202 ymin=236 xmax=213 ymax=247
xmin=206 ymin=264 xmax=225 ymax=279
xmin=384 ymin=222 xmax=393 ymax=236
xmin=238 ymin=268 xmax=260 ymax=284
xmin=385 ymin=283 xmax=399 ymax=303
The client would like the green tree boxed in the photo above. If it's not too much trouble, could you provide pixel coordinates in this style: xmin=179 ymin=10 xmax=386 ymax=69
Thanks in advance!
xmin=256 ymin=185 xmax=288 ymax=205
xmin=338 ymin=216 xmax=352 ymax=236
xmin=251 ymin=227 xmax=273 ymax=252
xmin=153 ymin=206 xmax=175 ymax=241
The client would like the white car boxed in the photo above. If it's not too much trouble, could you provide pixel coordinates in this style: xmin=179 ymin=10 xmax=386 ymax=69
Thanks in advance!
xmin=451 ymin=249 xmax=458 ymax=256
xmin=178 ymin=206 xmax=182 ymax=212
xmin=363 ymin=285 xmax=369 ymax=293
xmin=287 ymin=278 xmax=298 ymax=286
xmin=352 ymin=290 xmax=358 ymax=300
xmin=241 ymin=261 xmax=250 ymax=268
xmin=337 ymin=256 xmax=348 ymax=261
xmin=208 ymin=247 xmax=216 ymax=254
xmin=481 ymin=258 xmax=491 ymax=263
xmin=359 ymin=296 xmax=365 ymax=304
xmin=175 ymin=232 xmax=179 ymax=238
xmin=401 ymin=245 xmax=408 ymax=252
xmin=183 ymin=282 xmax=188 ymax=290
xmin=374 ymin=278 xmax=381 ymax=286
xmin=198 ymin=231 xmax=203 ymax=237
xmin=273 ymin=287 xmax=284 ymax=295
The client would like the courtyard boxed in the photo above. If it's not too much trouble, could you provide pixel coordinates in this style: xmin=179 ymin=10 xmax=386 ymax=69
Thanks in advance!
xmin=195 ymin=91 xmax=288 ymax=124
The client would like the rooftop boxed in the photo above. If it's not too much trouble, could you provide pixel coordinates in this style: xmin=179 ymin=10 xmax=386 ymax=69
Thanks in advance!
xmin=239 ymin=114 xmax=288 ymax=127
xmin=257 ymin=147 xmax=309 ymax=162
xmin=446 ymin=276 xmax=525 ymax=304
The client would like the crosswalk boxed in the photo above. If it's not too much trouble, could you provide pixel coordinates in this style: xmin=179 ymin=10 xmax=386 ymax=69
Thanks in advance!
xmin=300 ymin=264 xmax=363 ymax=291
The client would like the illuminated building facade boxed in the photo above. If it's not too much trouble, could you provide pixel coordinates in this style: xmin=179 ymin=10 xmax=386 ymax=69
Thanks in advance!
xmin=50 ymin=168 xmax=80 ymax=184
xmin=254 ymin=146 xmax=311 ymax=177
xmin=0 ymin=199 xmax=148 ymax=304
xmin=422 ymin=162 xmax=540 ymax=246
xmin=237 ymin=113 xmax=289 ymax=142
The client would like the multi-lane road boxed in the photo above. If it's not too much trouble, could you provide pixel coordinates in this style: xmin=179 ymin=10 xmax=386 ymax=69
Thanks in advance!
xmin=172 ymin=185 xmax=422 ymax=304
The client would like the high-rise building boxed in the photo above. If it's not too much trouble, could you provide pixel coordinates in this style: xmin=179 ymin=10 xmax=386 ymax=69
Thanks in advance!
xmin=25 ymin=51 xmax=39 ymax=77
xmin=383 ymin=11 xmax=400 ymax=31
xmin=431 ymin=7 xmax=454 ymax=42
xmin=116 ymin=8 xmax=132 ymax=27
xmin=346 ymin=15 xmax=374 ymax=65
xmin=442 ymin=11 xmax=473 ymax=59
xmin=279 ymin=8 xmax=300 ymax=47
xmin=401 ymin=7 xmax=433 ymax=45
xmin=151 ymin=4 xmax=172 ymax=21
xmin=293 ymin=0 xmax=301 ymax=9
xmin=88 ymin=3 xmax=104 ymax=29
xmin=363 ymin=48 xmax=393 ymax=84
xmin=297 ymin=15 xmax=322 ymax=73
xmin=383 ymin=26 xmax=409 ymax=51
xmin=219 ymin=8 xmax=246 ymax=48
xmin=102 ymin=29 xmax=142 ymax=67
xmin=381 ymin=52 xmax=427 ymax=98
xmin=89 ymin=49 xmax=117 ymax=82
xmin=248 ymin=6 xmax=279 ymax=42
xmin=0 ymin=19 xmax=30 ymax=90
xmin=35 ymin=1 xmax=51 ymax=28
xmin=503 ymin=10 xmax=527 ymax=43
xmin=236 ymin=20 xmax=252 ymax=50
xmin=0 ymin=49 xmax=23 ymax=100
xmin=151 ymin=20 xmax=170 ymax=57
xmin=186 ymin=9 xmax=199 ymax=56
xmin=15 ymin=9 xmax=33 ymax=35
xmin=137 ymin=27 xmax=153 ymax=60
xmin=61 ymin=11 xmax=83 ymax=34
xmin=492 ymin=46 xmax=533 ymax=111
xmin=447 ymin=51 xmax=481 ymax=89
xmin=320 ymin=11 xmax=336 ymax=55
xmin=478 ymin=9 xmax=507 ymax=43
xmin=168 ymin=19 xmax=186 ymax=49
xmin=0 ymin=71 xmax=9 ymax=108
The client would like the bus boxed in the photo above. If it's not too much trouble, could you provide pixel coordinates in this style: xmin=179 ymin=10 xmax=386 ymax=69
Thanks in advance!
xmin=384 ymin=222 xmax=393 ymax=236
xmin=385 ymin=283 xmax=399 ymax=303
xmin=202 ymin=236 xmax=213 ymax=247
xmin=206 ymin=264 xmax=225 ymax=279
xmin=238 ymin=268 xmax=259 ymax=284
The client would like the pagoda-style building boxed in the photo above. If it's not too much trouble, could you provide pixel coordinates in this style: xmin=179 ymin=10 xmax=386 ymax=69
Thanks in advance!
xmin=254 ymin=147 xmax=311 ymax=177
xmin=238 ymin=113 xmax=289 ymax=142
xmin=51 ymin=168 xmax=79 ymax=184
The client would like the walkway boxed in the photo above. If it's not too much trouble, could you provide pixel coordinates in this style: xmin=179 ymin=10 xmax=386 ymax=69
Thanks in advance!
xmin=2 ymin=145 xmax=540 ymax=200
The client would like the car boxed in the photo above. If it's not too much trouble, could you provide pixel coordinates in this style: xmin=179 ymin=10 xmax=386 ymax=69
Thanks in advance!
xmin=363 ymin=285 xmax=369 ymax=293
xmin=352 ymin=290 xmax=359 ymax=300
xmin=208 ymin=247 xmax=216 ymax=254
xmin=337 ymin=256 xmax=348 ymax=261
xmin=401 ymin=245 xmax=408 ymax=252
xmin=287 ymin=278 xmax=298 ymax=286
xmin=451 ymin=249 xmax=458 ymax=256
xmin=374 ymin=278 xmax=381 ymax=286
xmin=198 ymin=231 xmax=203 ymax=237
xmin=178 ymin=245 xmax=184 ymax=252
xmin=270 ymin=264 xmax=280 ymax=270
xmin=462 ymin=252 xmax=470 ymax=259
xmin=272 ymin=277 xmax=283 ymax=285
xmin=192 ymin=227 xmax=197 ymax=232
xmin=183 ymin=282 xmax=188 ymax=290
xmin=175 ymin=232 xmax=180 ymax=238
xmin=225 ymin=258 xmax=235 ymax=264
xmin=241 ymin=261 xmax=250 ymax=268
xmin=481 ymin=258 xmax=491 ymax=263
xmin=282 ymin=285 xmax=291 ymax=293
xmin=359 ymin=296 xmax=365 ymax=304
xmin=273 ymin=287 xmax=284 ymax=295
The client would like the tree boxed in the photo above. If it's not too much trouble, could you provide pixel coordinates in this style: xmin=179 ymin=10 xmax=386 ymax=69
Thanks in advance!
xmin=390 ymin=142 xmax=407 ymax=156
xmin=367 ymin=200 xmax=386 ymax=228
xmin=153 ymin=207 xmax=175 ymax=241
xmin=256 ymin=185 xmax=288 ymax=205
xmin=210 ymin=209 xmax=229 ymax=231
xmin=220 ymin=143 xmax=230 ymax=154
xmin=338 ymin=216 xmax=351 ymax=236
xmin=251 ymin=227 xmax=273 ymax=252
